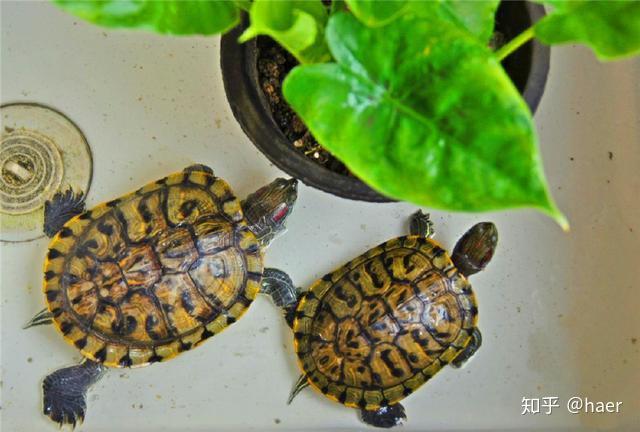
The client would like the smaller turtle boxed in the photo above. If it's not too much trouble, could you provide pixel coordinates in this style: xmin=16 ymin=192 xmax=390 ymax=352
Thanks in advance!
xmin=25 ymin=164 xmax=298 ymax=427
xmin=262 ymin=211 xmax=497 ymax=428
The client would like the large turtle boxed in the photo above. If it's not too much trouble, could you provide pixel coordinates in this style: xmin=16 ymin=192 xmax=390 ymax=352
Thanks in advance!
xmin=25 ymin=164 xmax=298 ymax=426
xmin=262 ymin=211 xmax=497 ymax=428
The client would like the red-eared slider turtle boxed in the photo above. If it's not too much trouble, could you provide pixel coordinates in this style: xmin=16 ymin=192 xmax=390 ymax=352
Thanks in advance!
xmin=262 ymin=212 xmax=497 ymax=428
xmin=25 ymin=164 xmax=298 ymax=426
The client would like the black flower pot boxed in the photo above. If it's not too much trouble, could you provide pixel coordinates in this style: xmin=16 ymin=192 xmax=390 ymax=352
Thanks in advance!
xmin=220 ymin=0 xmax=550 ymax=202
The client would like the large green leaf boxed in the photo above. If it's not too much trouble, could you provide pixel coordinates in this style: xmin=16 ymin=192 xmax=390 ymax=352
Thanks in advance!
xmin=283 ymin=13 xmax=566 ymax=227
xmin=239 ymin=0 xmax=331 ymax=64
xmin=345 ymin=0 xmax=499 ymax=43
xmin=53 ymin=0 xmax=240 ymax=35
xmin=535 ymin=0 xmax=640 ymax=60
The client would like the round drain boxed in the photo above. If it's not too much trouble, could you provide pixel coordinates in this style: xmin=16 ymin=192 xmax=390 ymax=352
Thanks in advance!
xmin=1 ymin=129 xmax=64 ymax=214
xmin=0 ymin=103 xmax=92 ymax=242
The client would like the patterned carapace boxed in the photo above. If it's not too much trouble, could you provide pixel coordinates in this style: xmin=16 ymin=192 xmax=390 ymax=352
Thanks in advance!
xmin=43 ymin=170 xmax=263 ymax=368
xmin=293 ymin=236 xmax=477 ymax=410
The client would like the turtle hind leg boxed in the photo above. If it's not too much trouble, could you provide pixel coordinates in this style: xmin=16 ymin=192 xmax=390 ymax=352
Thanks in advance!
xmin=44 ymin=188 xmax=86 ymax=237
xmin=43 ymin=360 xmax=105 ymax=427
xmin=451 ymin=328 xmax=482 ymax=369
xmin=261 ymin=268 xmax=300 ymax=328
xmin=360 ymin=404 xmax=407 ymax=428
xmin=24 ymin=308 xmax=53 ymax=329
xmin=409 ymin=210 xmax=435 ymax=238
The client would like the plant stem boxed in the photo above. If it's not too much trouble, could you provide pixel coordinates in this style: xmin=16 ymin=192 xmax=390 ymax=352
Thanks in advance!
xmin=495 ymin=26 xmax=535 ymax=61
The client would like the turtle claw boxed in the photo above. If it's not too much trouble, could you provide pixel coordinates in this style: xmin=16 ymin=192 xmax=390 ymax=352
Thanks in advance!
xmin=45 ymin=402 xmax=83 ymax=429
xmin=42 ymin=360 xmax=104 ymax=428
xmin=360 ymin=404 xmax=407 ymax=428
xmin=44 ymin=384 xmax=86 ymax=429
xmin=44 ymin=188 xmax=86 ymax=238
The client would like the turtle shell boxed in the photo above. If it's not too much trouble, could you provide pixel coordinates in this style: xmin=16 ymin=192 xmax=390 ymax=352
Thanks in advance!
xmin=43 ymin=169 xmax=263 ymax=368
xmin=293 ymin=236 xmax=477 ymax=410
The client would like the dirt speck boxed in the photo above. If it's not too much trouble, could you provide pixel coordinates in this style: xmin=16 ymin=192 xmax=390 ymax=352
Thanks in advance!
xmin=569 ymin=157 xmax=575 ymax=161
xmin=274 ymin=418 xmax=281 ymax=424
xmin=632 ymin=337 xmax=637 ymax=345
xmin=259 ymin=326 xmax=269 ymax=333
xmin=4 ymin=126 xmax=15 ymax=133
xmin=608 ymin=151 xmax=614 ymax=160
xmin=27 ymin=357 xmax=33 ymax=363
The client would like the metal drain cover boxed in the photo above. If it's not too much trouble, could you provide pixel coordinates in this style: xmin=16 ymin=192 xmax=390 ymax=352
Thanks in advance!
xmin=1 ymin=103 xmax=92 ymax=242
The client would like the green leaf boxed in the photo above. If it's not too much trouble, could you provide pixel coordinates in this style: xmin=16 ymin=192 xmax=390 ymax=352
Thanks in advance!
xmin=53 ymin=0 xmax=240 ymax=35
xmin=283 ymin=13 xmax=567 ymax=228
xmin=440 ymin=0 xmax=499 ymax=43
xmin=344 ymin=0 xmax=412 ymax=27
xmin=239 ymin=0 xmax=331 ymax=64
xmin=535 ymin=0 xmax=640 ymax=60
xmin=345 ymin=0 xmax=499 ymax=43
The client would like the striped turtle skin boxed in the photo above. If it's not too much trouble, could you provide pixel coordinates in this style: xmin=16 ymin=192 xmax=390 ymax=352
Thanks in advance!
xmin=43 ymin=169 xmax=262 ymax=368
xmin=293 ymin=235 xmax=477 ymax=411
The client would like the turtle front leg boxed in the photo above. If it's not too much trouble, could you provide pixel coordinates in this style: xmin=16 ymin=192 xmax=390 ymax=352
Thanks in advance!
xmin=409 ymin=210 xmax=435 ymax=238
xmin=360 ymin=404 xmax=407 ymax=428
xmin=451 ymin=328 xmax=483 ymax=368
xmin=261 ymin=268 xmax=300 ymax=328
xmin=44 ymin=188 xmax=86 ymax=237
xmin=42 ymin=359 xmax=105 ymax=427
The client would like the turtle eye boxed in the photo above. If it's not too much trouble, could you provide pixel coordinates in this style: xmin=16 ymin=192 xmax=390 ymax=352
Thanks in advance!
xmin=272 ymin=203 xmax=288 ymax=224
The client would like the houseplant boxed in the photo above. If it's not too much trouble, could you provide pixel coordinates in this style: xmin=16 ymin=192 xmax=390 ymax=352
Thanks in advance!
xmin=220 ymin=1 xmax=550 ymax=202
xmin=52 ymin=0 xmax=640 ymax=228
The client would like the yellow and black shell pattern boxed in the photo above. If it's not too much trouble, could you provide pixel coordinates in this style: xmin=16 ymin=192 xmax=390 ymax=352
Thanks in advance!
xmin=43 ymin=169 xmax=263 ymax=368
xmin=293 ymin=236 xmax=477 ymax=410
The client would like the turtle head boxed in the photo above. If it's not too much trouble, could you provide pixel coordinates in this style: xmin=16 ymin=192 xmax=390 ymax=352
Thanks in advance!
xmin=241 ymin=178 xmax=298 ymax=247
xmin=451 ymin=222 xmax=498 ymax=278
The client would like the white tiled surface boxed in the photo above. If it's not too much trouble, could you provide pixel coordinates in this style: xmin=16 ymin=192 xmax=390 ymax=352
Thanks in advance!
xmin=1 ymin=2 xmax=639 ymax=431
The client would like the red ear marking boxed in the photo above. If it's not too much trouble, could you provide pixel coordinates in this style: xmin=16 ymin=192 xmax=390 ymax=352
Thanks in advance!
xmin=273 ymin=204 xmax=288 ymax=223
